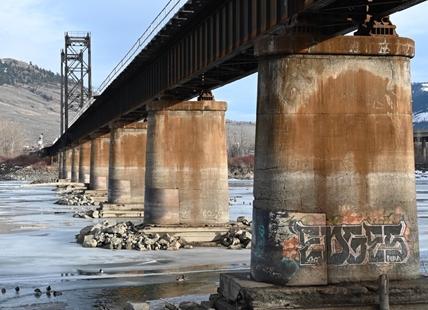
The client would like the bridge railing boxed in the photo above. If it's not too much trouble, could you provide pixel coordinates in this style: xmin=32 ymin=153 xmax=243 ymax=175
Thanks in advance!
xmin=69 ymin=0 xmax=188 ymax=127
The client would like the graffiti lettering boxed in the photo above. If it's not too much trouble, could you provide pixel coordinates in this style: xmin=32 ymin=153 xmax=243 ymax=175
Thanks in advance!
xmin=294 ymin=221 xmax=325 ymax=266
xmin=292 ymin=220 xmax=409 ymax=266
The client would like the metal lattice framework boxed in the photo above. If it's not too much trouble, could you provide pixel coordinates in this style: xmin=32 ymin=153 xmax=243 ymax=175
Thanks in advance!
xmin=60 ymin=32 xmax=92 ymax=134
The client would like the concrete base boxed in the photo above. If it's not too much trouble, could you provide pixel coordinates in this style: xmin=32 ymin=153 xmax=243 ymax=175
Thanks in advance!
xmin=98 ymin=203 xmax=144 ymax=218
xmin=216 ymin=273 xmax=428 ymax=309
xmin=84 ymin=190 xmax=108 ymax=203
xmin=139 ymin=224 xmax=231 ymax=243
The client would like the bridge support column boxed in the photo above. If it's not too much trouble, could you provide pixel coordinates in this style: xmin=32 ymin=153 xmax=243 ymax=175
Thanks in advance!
xmin=62 ymin=148 xmax=72 ymax=180
xmin=423 ymin=139 xmax=427 ymax=163
xmin=78 ymin=139 xmax=91 ymax=184
xmin=71 ymin=144 xmax=80 ymax=183
xmin=251 ymin=35 xmax=419 ymax=285
xmin=89 ymin=132 xmax=110 ymax=191
xmin=58 ymin=149 xmax=64 ymax=179
xmin=144 ymin=99 xmax=229 ymax=225
xmin=101 ymin=122 xmax=147 ymax=217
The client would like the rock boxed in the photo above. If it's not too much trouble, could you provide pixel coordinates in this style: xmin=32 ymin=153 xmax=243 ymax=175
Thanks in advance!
xmin=236 ymin=216 xmax=250 ymax=223
xmin=178 ymin=301 xmax=202 ymax=310
xmin=125 ymin=301 xmax=151 ymax=310
xmin=76 ymin=225 xmax=93 ymax=244
xmin=238 ymin=231 xmax=252 ymax=242
xmin=83 ymin=238 xmax=97 ymax=248
xmin=200 ymin=300 xmax=215 ymax=309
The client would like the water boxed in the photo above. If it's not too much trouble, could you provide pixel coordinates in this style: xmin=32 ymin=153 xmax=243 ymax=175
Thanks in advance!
xmin=0 ymin=180 xmax=252 ymax=309
xmin=0 ymin=177 xmax=427 ymax=309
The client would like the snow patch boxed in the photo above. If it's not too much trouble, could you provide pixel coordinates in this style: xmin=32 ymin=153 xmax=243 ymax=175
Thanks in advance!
xmin=413 ymin=112 xmax=428 ymax=123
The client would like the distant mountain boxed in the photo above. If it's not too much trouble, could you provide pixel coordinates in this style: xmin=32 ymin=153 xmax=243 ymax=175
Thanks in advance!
xmin=412 ymin=82 xmax=428 ymax=129
xmin=0 ymin=58 xmax=78 ymax=147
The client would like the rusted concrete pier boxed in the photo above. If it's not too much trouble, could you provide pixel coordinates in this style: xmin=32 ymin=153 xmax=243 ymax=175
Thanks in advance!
xmin=89 ymin=132 xmax=110 ymax=191
xmin=251 ymin=34 xmax=419 ymax=285
xmin=78 ymin=139 xmax=91 ymax=184
xmin=100 ymin=122 xmax=147 ymax=217
xmin=144 ymin=99 xmax=229 ymax=225
xmin=61 ymin=147 xmax=72 ymax=180
xmin=71 ymin=144 xmax=79 ymax=182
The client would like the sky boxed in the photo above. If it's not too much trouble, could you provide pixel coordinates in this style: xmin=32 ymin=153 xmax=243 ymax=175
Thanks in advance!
xmin=1 ymin=0 xmax=427 ymax=122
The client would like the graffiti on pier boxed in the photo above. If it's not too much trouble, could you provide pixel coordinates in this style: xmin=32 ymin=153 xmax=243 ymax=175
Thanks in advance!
xmin=251 ymin=209 xmax=412 ymax=285
xmin=292 ymin=220 xmax=410 ymax=266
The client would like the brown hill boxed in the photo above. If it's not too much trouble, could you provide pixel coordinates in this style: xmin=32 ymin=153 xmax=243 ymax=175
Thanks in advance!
xmin=0 ymin=58 xmax=79 ymax=148
xmin=0 ymin=58 xmax=255 ymax=154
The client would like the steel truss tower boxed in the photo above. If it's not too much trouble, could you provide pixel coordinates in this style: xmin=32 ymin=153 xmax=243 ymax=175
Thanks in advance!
xmin=60 ymin=32 xmax=92 ymax=134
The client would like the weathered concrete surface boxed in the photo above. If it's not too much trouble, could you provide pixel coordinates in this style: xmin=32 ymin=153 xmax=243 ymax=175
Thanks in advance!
xmin=90 ymin=132 xmax=110 ymax=191
xmin=62 ymin=148 xmax=72 ymax=180
xmin=216 ymin=273 xmax=428 ymax=310
xmin=140 ymin=225 xmax=230 ymax=243
xmin=108 ymin=122 xmax=147 ymax=206
xmin=251 ymin=35 xmax=419 ymax=285
xmin=58 ymin=150 xmax=64 ymax=179
xmin=98 ymin=202 xmax=144 ymax=218
xmin=78 ymin=139 xmax=91 ymax=184
xmin=71 ymin=144 xmax=79 ymax=182
xmin=144 ymin=100 xmax=229 ymax=226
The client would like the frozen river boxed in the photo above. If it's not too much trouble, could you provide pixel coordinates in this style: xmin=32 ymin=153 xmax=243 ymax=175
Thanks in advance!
xmin=0 ymin=180 xmax=253 ymax=310
xmin=0 ymin=177 xmax=427 ymax=309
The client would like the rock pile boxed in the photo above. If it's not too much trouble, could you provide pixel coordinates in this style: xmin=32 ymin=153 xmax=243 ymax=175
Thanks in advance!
xmin=76 ymin=220 xmax=193 ymax=251
xmin=56 ymin=192 xmax=95 ymax=206
xmin=75 ymin=216 xmax=252 ymax=251
xmin=55 ymin=186 xmax=95 ymax=206
xmin=214 ymin=216 xmax=252 ymax=249
xmin=0 ymin=164 xmax=58 ymax=182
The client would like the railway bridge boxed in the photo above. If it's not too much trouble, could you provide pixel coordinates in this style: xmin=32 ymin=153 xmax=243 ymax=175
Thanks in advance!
xmin=44 ymin=0 xmax=428 ymax=307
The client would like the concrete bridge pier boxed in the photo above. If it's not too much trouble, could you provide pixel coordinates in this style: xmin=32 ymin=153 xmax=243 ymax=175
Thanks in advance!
xmin=71 ymin=143 xmax=80 ymax=183
xmin=58 ymin=149 xmax=65 ymax=179
xmin=78 ymin=139 xmax=91 ymax=184
xmin=100 ymin=122 xmax=147 ymax=218
xmin=143 ymin=99 xmax=229 ymax=226
xmin=250 ymin=34 xmax=419 ymax=285
xmin=61 ymin=148 xmax=72 ymax=180
xmin=87 ymin=132 xmax=110 ymax=203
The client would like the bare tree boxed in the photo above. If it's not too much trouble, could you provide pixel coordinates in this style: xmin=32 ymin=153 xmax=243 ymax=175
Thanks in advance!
xmin=226 ymin=124 xmax=255 ymax=158
xmin=0 ymin=119 xmax=27 ymax=157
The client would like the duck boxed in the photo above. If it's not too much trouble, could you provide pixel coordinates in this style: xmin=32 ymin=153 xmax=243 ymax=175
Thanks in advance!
xmin=98 ymin=268 xmax=104 ymax=274
xmin=34 ymin=288 xmax=42 ymax=294
xmin=176 ymin=275 xmax=189 ymax=282
xmin=46 ymin=285 xmax=51 ymax=292
xmin=15 ymin=287 xmax=20 ymax=292
xmin=1 ymin=288 xmax=5 ymax=293
xmin=53 ymin=291 xmax=62 ymax=296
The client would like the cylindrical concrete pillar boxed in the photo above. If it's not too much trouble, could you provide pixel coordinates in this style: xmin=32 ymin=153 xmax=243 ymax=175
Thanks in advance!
xmin=90 ymin=132 xmax=110 ymax=190
xmin=144 ymin=100 xmax=229 ymax=225
xmin=78 ymin=139 xmax=91 ymax=184
xmin=71 ymin=144 xmax=80 ymax=183
xmin=108 ymin=122 xmax=147 ymax=205
xmin=62 ymin=148 xmax=72 ymax=180
xmin=58 ymin=149 xmax=64 ymax=179
xmin=251 ymin=35 xmax=419 ymax=285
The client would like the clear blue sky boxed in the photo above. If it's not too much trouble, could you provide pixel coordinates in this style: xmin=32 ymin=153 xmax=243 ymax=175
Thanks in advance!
xmin=1 ymin=0 xmax=427 ymax=122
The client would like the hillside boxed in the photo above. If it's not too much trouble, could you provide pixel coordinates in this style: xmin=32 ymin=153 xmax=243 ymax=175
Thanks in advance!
xmin=412 ymin=82 xmax=428 ymax=129
xmin=0 ymin=58 xmax=79 ymax=147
